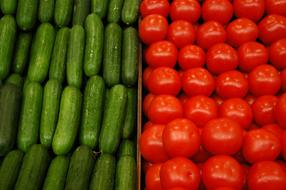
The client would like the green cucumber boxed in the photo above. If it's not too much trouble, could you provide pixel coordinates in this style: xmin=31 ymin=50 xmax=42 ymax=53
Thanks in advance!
xmin=40 ymin=79 xmax=62 ymax=148
xmin=42 ymin=156 xmax=70 ymax=190
xmin=118 ymin=139 xmax=136 ymax=158
xmin=72 ymin=0 xmax=90 ymax=26
xmin=14 ymin=144 xmax=51 ymax=190
xmin=103 ymin=23 xmax=122 ymax=87
xmin=49 ymin=27 xmax=70 ymax=84
xmin=16 ymin=0 xmax=38 ymax=31
xmin=54 ymin=0 xmax=74 ymax=27
xmin=84 ymin=13 xmax=104 ymax=77
xmin=99 ymin=84 xmax=127 ymax=154
xmin=66 ymin=25 xmax=85 ymax=88
xmin=121 ymin=0 xmax=140 ymax=25
xmin=0 ymin=0 xmax=17 ymax=14
xmin=27 ymin=23 xmax=56 ymax=83
xmin=38 ymin=0 xmax=55 ymax=23
xmin=91 ymin=0 xmax=109 ymax=19
xmin=17 ymin=82 xmax=43 ymax=152
xmin=89 ymin=154 xmax=116 ymax=190
xmin=115 ymin=156 xmax=136 ymax=190
xmin=107 ymin=0 xmax=124 ymax=23
xmin=5 ymin=73 xmax=23 ymax=88
xmin=122 ymin=88 xmax=137 ymax=138
xmin=52 ymin=86 xmax=82 ymax=155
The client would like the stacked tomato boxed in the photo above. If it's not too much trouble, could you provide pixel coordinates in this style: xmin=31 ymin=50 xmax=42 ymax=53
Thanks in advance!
xmin=139 ymin=0 xmax=286 ymax=189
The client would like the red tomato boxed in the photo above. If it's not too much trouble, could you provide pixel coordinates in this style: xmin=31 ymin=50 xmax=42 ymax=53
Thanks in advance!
xmin=181 ymin=68 xmax=215 ymax=97
xmin=146 ymin=163 xmax=163 ymax=190
xmin=258 ymin=14 xmax=286 ymax=45
xmin=140 ymin=0 xmax=170 ymax=17
xmin=206 ymin=43 xmax=239 ymax=75
xmin=143 ymin=67 xmax=153 ymax=89
xmin=252 ymin=95 xmax=278 ymax=125
xmin=160 ymin=157 xmax=200 ymax=190
xmin=170 ymin=0 xmax=201 ymax=23
xmin=169 ymin=188 xmax=188 ymax=190
xmin=245 ymin=94 xmax=256 ymax=105
xmin=143 ymin=93 xmax=155 ymax=116
xmin=202 ymin=118 xmax=243 ymax=155
xmin=143 ymin=121 xmax=155 ymax=131
xmin=202 ymin=155 xmax=245 ymax=190
xmin=269 ymin=38 xmax=286 ymax=69
xmin=226 ymin=18 xmax=259 ymax=47
xmin=281 ymin=69 xmax=286 ymax=91
xmin=216 ymin=70 xmax=248 ymax=99
xmin=214 ymin=187 xmax=236 ymax=190
xmin=233 ymin=0 xmax=264 ymax=22
xmin=145 ymin=41 xmax=178 ymax=68
xmin=213 ymin=95 xmax=224 ymax=106
xmin=139 ymin=14 xmax=168 ymax=45
xmin=248 ymin=161 xmax=286 ymax=190
xmin=262 ymin=124 xmax=283 ymax=140
xmin=192 ymin=145 xmax=211 ymax=163
xmin=197 ymin=21 xmax=226 ymax=50
xmin=178 ymin=45 xmax=205 ymax=70
xmin=282 ymin=131 xmax=286 ymax=160
xmin=147 ymin=95 xmax=183 ymax=124
xmin=143 ymin=160 xmax=154 ymax=174
xmin=167 ymin=20 xmax=196 ymax=49
xmin=248 ymin=64 xmax=281 ymax=96
xmin=184 ymin=95 xmax=218 ymax=127
xmin=265 ymin=0 xmax=286 ymax=17
xmin=238 ymin=42 xmax=268 ymax=73
xmin=275 ymin=93 xmax=286 ymax=128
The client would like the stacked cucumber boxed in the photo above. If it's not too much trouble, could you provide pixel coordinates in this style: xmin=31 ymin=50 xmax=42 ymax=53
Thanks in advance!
xmin=0 ymin=0 xmax=139 ymax=189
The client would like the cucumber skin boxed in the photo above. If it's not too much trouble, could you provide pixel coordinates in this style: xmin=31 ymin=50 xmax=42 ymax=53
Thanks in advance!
xmin=115 ymin=156 xmax=136 ymax=190
xmin=0 ymin=0 xmax=17 ymax=14
xmin=72 ymin=0 xmax=90 ymax=26
xmin=54 ymin=0 xmax=74 ymax=27
xmin=107 ymin=0 xmax=124 ymax=23
xmin=38 ymin=0 xmax=55 ymax=23
xmin=118 ymin=139 xmax=136 ymax=158
xmin=16 ymin=0 xmax=38 ymax=31
xmin=5 ymin=73 xmax=23 ymax=88
xmin=121 ymin=0 xmax=140 ymax=25
xmin=91 ymin=0 xmax=109 ymax=19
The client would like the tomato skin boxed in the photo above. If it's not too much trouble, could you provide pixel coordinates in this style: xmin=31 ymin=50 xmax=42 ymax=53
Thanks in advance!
xmin=233 ymin=0 xmax=264 ymax=22
xmin=170 ymin=0 xmax=201 ymax=23
xmin=275 ymin=93 xmax=286 ymax=129
xmin=245 ymin=94 xmax=256 ymax=105
xmin=262 ymin=124 xmax=283 ymax=140
xmin=269 ymin=38 xmax=286 ymax=69
xmin=214 ymin=187 xmax=236 ymax=190
xmin=281 ymin=69 xmax=286 ymax=92
xmin=265 ymin=0 xmax=286 ymax=17
xmin=178 ymin=45 xmax=205 ymax=70
xmin=143 ymin=93 xmax=155 ymax=116
xmin=282 ymin=131 xmax=286 ymax=160
xmin=143 ymin=67 xmax=154 ymax=89
xmin=145 ymin=41 xmax=178 ymax=68
xmin=143 ymin=160 xmax=154 ymax=174
xmin=140 ymin=0 xmax=170 ymax=18
xmin=139 ymin=14 xmax=168 ymax=45
xmin=146 ymin=163 xmax=163 ymax=190
xmin=192 ymin=145 xmax=211 ymax=163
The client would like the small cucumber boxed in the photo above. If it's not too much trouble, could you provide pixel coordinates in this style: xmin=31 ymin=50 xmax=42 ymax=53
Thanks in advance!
xmin=91 ymin=0 xmax=109 ymax=19
xmin=122 ymin=88 xmax=137 ymax=138
xmin=115 ymin=156 xmax=136 ymax=190
xmin=0 ymin=0 xmax=17 ymax=14
xmin=54 ymin=0 xmax=74 ymax=27
xmin=121 ymin=0 xmax=140 ymax=25
xmin=38 ymin=0 xmax=55 ymax=23
xmin=118 ymin=139 xmax=136 ymax=158
xmin=107 ymin=0 xmax=124 ymax=23
xmin=5 ymin=73 xmax=23 ymax=88
xmin=72 ymin=0 xmax=90 ymax=26
xmin=16 ymin=0 xmax=38 ymax=31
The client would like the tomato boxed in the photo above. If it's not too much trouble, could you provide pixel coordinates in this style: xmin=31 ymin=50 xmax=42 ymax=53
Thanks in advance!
xmin=184 ymin=95 xmax=218 ymax=127
xmin=163 ymin=118 xmax=200 ymax=158
xmin=145 ymin=41 xmax=178 ymax=68
xmin=146 ymin=163 xmax=163 ymax=190
xmin=192 ymin=145 xmax=211 ymax=163
xmin=206 ymin=43 xmax=239 ymax=75
xmin=140 ymin=125 xmax=169 ymax=163
xmin=226 ymin=18 xmax=259 ymax=47
xmin=202 ymin=118 xmax=243 ymax=155
xmin=143 ymin=93 xmax=155 ymax=116
xmin=202 ymin=0 xmax=233 ymax=25
xmin=262 ymin=124 xmax=283 ymax=140
xmin=216 ymin=70 xmax=248 ymax=99
xmin=197 ymin=21 xmax=226 ymax=50
xmin=170 ymin=0 xmax=201 ymax=23
xmin=265 ymin=0 xmax=286 ymax=17
xmin=143 ymin=67 xmax=153 ymax=89
xmin=143 ymin=160 xmax=154 ymax=174
xmin=147 ymin=95 xmax=183 ymax=124
xmin=248 ymin=64 xmax=281 ymax=96
xmin=275 ymin=93 xmax=286 ymax=129
xmin=167 ymin=20 xmax=196 ymax=49
xmin=214 ymin=187 xmax=236 ymax=190
xmin=160 ymin=157 xmax=200 ymax=190
xmin=143 ymin=121 xmax=155 ymax=131
xmin=220 ymin=98 xmax=253 ymax=129
xmin=269 ymin=38 xmax=286 ymax=69
xmin=245 ymin=94 xmax=256 ymax=105
xmin=140 ymin=0 xmax=170 ymax=17
xmin=252 ymin=95 xmax=278 ymax=125
xmin=178 ymin=45 xmax=205 ymax=70
xmin=233 ymin=0 xmax=264 ymax=22
xmin=282 ymin=131 xmax=286 ymax=160
xmin=181 ymin=68 xmax=215 ymax=97
xmin=213 ymin=95 xmax=224 ymax=106
xmin=238 ymin=42 xmax=268 ymax=73
xmin=202 ymin=155 xmax=245 ymax=190
xmin=248 ymin=161 xmax=286 ymax=190
xmin=242 ymin=129 xmax=281 ymax=163
xmin=258 ymin=14 xmax=286 ymax=45
xmin=139 ymin=14 xmax=168 ymax=45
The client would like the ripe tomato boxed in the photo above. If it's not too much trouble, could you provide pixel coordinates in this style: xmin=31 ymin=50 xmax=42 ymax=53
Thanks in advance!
xmin=147 ymin=95 xmax=183 ymax=124
xmin=214 ymin=188 xmax=235 ymax=190
xmin=265 ymin=0 xmax=286 ymax=17
xmin=143 ymin=160 xmax=154 ymax=174
xmin=206 ymin=43 xmax=238 ymax=75
xmin=181 ymin=68 xmax=215 ymax=97
xmin=269 ymin=38 xmax=286 ymax=69
xmin=262 ymin=124 xmax=283 ymax=140
xmin=238 ymin=42 xmax=268 ymax=73
xmin=233 ymin=0 xmax=265 ymax=22
xmin=282 ymin=131 xmax=286 ymax=160
xmin=143 ymin=93 xmax=155 ymax=116
xmin=143 ymin=121 xmax=155 ymax=131
xmin=143 ymin=67 xmax=153 ymax=89
xmin=248 ymin=64 xmax=281 ymax=96
xmin=197 ymin=21 xmax=226 ymax=50
xmin=140 ymin=0 xmax=170 ymax=18
xmin=178 ymin=45 xmax=205 ymax=70
xmin=145 ymin=41 xmax=178 ymax=68
xmin=146 ymin=163 xmax=163 ymax=190
xmin=170 ymin=0 xmax=201 ymax=23
xmin=213 ymin=95 xmax=224 ymax=106
xmin=167 ymin=20 xmax=196 ymax=49
xmin=281 ymin=69 xmax=286 ymax=92
xmin=139 ymin=14 xmax=168 ymax=45
xmin=160 ymin=157 xmax=200 ymax=190
xmin=275 ymin=93 xmax=286 ymax=129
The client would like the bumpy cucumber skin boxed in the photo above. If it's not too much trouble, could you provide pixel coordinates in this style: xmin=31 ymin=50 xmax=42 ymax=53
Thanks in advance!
xmin=115 ymin=156 xmax=136 ymax=190
xmin=107 ymin=0 xmax=124 ymax=23
xmin=54 ymin=0 xmax=74 ymax=27
xmin=5 ymin=73 xmax=23 ymax=88
xmin=118 ymin=139 xmax=136 ymax=158
xmin=16 ymin=0 xmax=38 ymax=31
xmin=91 ymin=0 xmax=109 ymax=19
xmin=121 ymin=0 xmax=140 ymax=25
xmin=0 ymin=0 xmax=17 ymax=14
xmin=72 ymin=0 xmax=90 ymax=26
xmin=38 ymin=0 xmax=55 ymax=23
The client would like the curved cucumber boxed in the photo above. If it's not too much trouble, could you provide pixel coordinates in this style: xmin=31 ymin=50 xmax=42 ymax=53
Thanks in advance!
xmin=107 ymin=0 xmax=124 ymax=23
xmin=16 ymin=0 xmax=38 ymax=31
xmin=91 ymin=0 xmax=109 ymax=19
xmin=38 ymin=0 xmax=55 ymax=23
xmin=118 ymin=139 xmax=136 ymax=158
xmin=121 ymin=0 xmax=140 ymax=25
xmin=54 ymin=0 xmax=74 ymax=27
xmin=0 ymin=0 xmax=17 ymax=14
xmin=72 ymin=0 xmax=90 ymax=26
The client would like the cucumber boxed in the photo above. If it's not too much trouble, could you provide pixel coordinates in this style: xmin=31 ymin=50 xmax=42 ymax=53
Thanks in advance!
xmin=115 ymin=156 xmax=136 ymax=190
xmin=42 ymin=156 xmax=70 ymax=190
xmin=54 ymin=0 xmax=74 ymax=27
xmin=122 ymin=88 xmax=137 ymax=138
xmin=16 ymin=0 xmax=38 ymax=31
xmin=0 ymin=0 xmax=17 ymax=14
xmin=99 ymin=84 xmax=127 ymax=154
xmin=66 ymin=25 xmax=85 ymax=88
xmin=103 ymin=23 xmax=122 ymax=87
xmin=52 ymin=86 xmax=82 ymax=155
xmin=17 ymin=82 xmax=43 ymax=152
xmin=27 ymin=23 xmax=56 ymax=83
xmin=72 ymin=0 xmax=90 ymax=26
xmin=49 ymin=27 xmax=70 ymax=84
xmin=89 ymin=154 xmax=116 ymax=190
xmin=12 ymin=32 xmax=32 ymax=75
xmin=14 ymin=144 xmax=51 ymax=190
xmin=0 ymin=150 xmax=24 ymax=190
xmin=38 ymin=0 xmax=55 ymax=23
xmin=5 ymin=73 xmax=23 ymax=88
xmin=91 ymin=0 xmax=109 ymax=19
xmin=65 ymin=146 xmax=95 ymax=190
xmin=118 ymin=139 xmax=136 ymax=158
xmin=0 ymin=84 xmax=21 ymax=156
xmin=84 ymin=13 xmax=104 ymax=77
xmin=40 ymin=79 xmax=62 ymax=148
xmin=107 ymin=0 xmax=124 ymax=23
xmin=121 ymin=0 xmax=140 ymax=25
xmin=0 ymin=15 xmax=17 ymax=80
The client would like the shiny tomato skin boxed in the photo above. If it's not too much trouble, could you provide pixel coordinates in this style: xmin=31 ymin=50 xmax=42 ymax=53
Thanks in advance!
xmin=178 ymin=45 xmax=205 ymax=70
xmin=265 ymin=0 xmax=286 ymax=17
xmin=262 ymin=124 xmax=283 ymax=140
xmin=143 ymin=67 xmax=153 ymax=89
xmin=143 ymin=121 xmax=155 ymax=131
xmin=140 ymin=0 xmax=170 ymax=17
xmin=233 ymin=0 xmax=264 ymax=22
xmin=146 ymin=163 xmax=163 ymax=190
xmin=275 ymin=93 xmax=286 ymax=129
xmin=170 ymin=0 xmax=201 ymax=23
xmin=281 ymin=69 xmax=286 ymax=92
xmin=269 ymin=38 xmax=286 ymax=69
xmin=143 ymin=93 xmax=155 ymax=116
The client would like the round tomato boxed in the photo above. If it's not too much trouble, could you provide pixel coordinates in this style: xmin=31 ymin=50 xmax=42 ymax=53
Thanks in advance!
xmin=146 ymin=163 xmax=163 ymax=190
xmin=275 ymin=93 xmax=286 ymax=129
xmin=143 ymin=93 xmax=155 ymax=116
xmin=262 ymin=124 xmax=283 ymax=140
xmin=170 ymin=0 xmax=201 ymax=23
xmin=143 ymin=121 xmax=155 ymax=131
xmin=281 ymin=69 xmax=286 ymax=92
xmin=143 ymin=67 xmax=154 ymax=89
xmin=269 ymin=38 xmax=286 ymax=69
xmin=282 ymin=131 xmax=286 ymax=160
xmin=233 ymin=0 xmax=265 ymax=22
xmin=192 ymin=145 xmax=211 ymax=163
xmin=265 ymin=0 xmax=286 ymax=17
xmin=178 ymin=45 xmax=205 ymax=70
xmin=140 ymin=0 xmax=170 ymax=17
